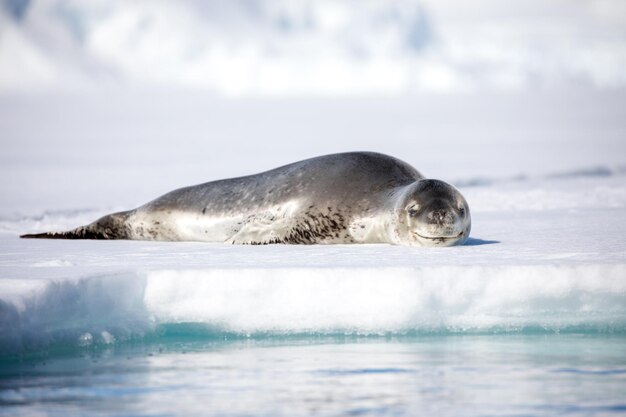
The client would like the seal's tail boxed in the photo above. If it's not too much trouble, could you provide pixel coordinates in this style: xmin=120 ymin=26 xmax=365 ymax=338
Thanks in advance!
xmin=20 ymin=211 xmax=132 ymax=240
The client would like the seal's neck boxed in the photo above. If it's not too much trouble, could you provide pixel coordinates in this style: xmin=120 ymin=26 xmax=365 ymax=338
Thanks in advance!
xmin=383 ymin=184 xmax=415 ymax=245
xmin=342 ymin=185 xmax=410 ymax=244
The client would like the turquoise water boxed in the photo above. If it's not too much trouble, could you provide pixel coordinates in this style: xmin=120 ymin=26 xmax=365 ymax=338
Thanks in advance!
xmin=1 ymin=334 xmax=625 ymax=416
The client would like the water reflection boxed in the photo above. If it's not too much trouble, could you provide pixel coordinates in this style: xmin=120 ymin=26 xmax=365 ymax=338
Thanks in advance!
xmin=1 ymin=336 xmax=625 ymax=416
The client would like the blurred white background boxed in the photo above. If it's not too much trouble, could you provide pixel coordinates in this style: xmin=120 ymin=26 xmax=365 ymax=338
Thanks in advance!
xmin=1 ymin=0 xmax=626 ymax=95
xmin=1 ymin=0 xmax=625 ymax=214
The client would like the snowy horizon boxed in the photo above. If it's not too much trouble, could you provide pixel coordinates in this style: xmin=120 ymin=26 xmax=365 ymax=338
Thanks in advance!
xmin=2 ymin=0 xmax=626 ymax=96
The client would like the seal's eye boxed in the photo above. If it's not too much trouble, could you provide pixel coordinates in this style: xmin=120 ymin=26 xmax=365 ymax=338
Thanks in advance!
xmin=459 ymin=207 xmax=466 ymax=216
xmin=406 ymin=204 xmax=419 ymax=217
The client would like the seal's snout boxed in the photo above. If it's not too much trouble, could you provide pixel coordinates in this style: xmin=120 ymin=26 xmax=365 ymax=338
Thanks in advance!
xmin=428 ymin=208 xmax=451 ymax=225
xmin=422 ymin=206 xmax=459 ymax=237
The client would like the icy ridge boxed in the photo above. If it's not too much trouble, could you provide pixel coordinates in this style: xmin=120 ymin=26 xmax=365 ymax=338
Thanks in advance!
xmin=1 ymin=264 xmax=625 ymax=357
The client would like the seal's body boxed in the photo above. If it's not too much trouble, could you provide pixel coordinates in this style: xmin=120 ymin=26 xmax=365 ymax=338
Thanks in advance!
xmin=21 ymin=152 xmax=471 ymax=246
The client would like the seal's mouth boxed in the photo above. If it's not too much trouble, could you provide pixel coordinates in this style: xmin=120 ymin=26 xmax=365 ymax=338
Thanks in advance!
xmin=414 ymin=231 xmax=464 ymax=242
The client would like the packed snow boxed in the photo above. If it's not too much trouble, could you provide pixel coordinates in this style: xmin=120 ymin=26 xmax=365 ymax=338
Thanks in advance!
xmin=1 ymin=91 xmax=625 ymax=357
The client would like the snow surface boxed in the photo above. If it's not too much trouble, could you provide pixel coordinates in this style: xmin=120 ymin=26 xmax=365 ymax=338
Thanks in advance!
xmin=1 ymin=91 xmax=625 ymax=356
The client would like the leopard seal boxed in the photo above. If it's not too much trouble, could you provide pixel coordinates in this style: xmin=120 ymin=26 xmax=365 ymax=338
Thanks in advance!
xmin=21 ymin=152 xmax=471 ymax=246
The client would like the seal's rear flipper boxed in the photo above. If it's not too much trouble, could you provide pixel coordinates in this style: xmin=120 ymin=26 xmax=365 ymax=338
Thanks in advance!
xmin=20 ymin=227 xmax=104 ymax=240
xmin=20 ymin=227 xmax=99 ymax=239
xmin=21 ymin=232 xmax=75 ymax=239
xmin=20 ymin=211 xmax=132 ymax=240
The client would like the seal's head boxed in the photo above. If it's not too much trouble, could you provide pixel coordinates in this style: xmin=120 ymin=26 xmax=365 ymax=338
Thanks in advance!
xmin=394 ymin=179 xmax=471 ymax=247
